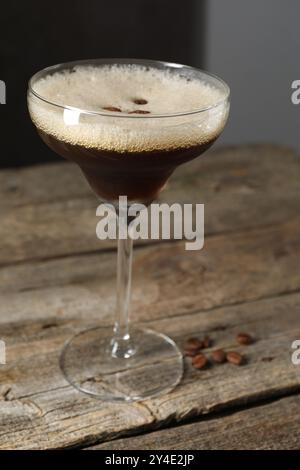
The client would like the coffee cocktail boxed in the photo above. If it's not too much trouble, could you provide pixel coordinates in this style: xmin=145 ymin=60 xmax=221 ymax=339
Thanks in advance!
xmin=28 ymin=59 xmax=229 ymax=401
xmin=29 ymin=62 xmax=228 ymax=202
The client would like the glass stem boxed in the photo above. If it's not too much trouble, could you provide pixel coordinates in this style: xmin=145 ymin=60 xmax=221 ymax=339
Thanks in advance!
xmin=111 ymin=218 xmax=135 ymax=359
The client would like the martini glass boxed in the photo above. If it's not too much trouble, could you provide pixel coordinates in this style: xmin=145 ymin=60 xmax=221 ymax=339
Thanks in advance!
xmin=28 ymin=59 xmax=230 ymax=401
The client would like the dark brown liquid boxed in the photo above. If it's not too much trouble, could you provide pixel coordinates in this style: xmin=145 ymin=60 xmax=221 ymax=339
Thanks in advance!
xmin=38 ymin=129 xmax=217 ymax=202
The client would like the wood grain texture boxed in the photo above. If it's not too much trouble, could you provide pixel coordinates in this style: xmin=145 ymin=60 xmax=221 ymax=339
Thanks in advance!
xmin=90 ymin=394 xmax=300 ymax=450
xmin=0 ymin=215 xmax=299 ymax=324
xmin=1 ymin=291 xmax=300 ymax=449
xmin=0 ymin=144 xmax=300 ymax=449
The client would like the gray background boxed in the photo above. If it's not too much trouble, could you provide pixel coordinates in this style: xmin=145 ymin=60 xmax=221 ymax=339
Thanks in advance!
xmin=206 ymin=0 xmax=299 ymax=150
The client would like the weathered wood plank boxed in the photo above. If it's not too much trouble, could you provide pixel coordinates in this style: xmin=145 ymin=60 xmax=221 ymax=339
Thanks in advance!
xmin=0 ymin=215 xmax=299 ymax=325
xmin=0 ymin=162 xmax=92 ymax=209
xmin=89 ymin=394 xmax=300 ymax=450
xmin=1 ymin=145 xmax=300 ymax=264
xmin=0 ymin=291 xmax=300 ymax=449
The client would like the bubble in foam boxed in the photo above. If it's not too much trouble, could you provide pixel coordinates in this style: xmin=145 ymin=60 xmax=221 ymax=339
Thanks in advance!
xmin=29 ymin=64 xmax=229 ymax=153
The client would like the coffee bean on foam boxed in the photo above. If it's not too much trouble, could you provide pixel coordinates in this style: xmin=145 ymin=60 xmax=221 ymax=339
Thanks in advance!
xmin=133 ymin=98 xmax=148 ymax=105
xmin=102 ymin=106 xmax=122 ymax=112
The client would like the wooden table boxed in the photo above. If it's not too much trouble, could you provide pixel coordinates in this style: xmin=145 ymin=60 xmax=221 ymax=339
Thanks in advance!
xmin=1 ymin=144 xmax=300 ymax=450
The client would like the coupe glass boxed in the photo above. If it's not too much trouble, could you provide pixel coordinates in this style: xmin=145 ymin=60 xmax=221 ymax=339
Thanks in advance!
xmin=28 ymin=59 xmax=230 ymax=401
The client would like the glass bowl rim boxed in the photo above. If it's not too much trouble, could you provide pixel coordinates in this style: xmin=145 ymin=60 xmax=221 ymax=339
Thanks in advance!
xmin=28 ymin=58 xmax=230 ymax=119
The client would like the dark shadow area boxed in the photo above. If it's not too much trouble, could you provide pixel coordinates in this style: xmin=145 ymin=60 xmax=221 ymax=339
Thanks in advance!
xmin=0 ymin=0 xmax=206 ymax=167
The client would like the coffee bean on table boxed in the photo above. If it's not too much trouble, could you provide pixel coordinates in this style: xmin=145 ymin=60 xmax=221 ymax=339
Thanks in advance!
xmin=184 ymin=337 xmax=203 ymax=350
xmin=226 ymin=351 xmax=244 ymax=366
xmin=192 ymin=353 xmax=208 ymax=370
xmin=184 ymin=349 xmax=199 ymax=358
xmin=211 ymin=349 xmax=226 ymax=364
xmin=236 ymin=332 xmax=253 ymax=345
xmin=184 ymin=337 xmax=204 ymax=355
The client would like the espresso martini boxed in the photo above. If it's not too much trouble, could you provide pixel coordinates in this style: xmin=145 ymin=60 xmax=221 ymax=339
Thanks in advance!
xmin=29 ymin=63 xmax=228 ymax=202
xmin=28 ymin=59 xmax=229 ymax=401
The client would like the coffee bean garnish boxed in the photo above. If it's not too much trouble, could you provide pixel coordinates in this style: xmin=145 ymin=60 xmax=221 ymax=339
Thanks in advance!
xmin=192 ymin=353 xmax=208 ymax=370
xmin=102 ymin=106 xmax=122 ymax=112
xmin=226 ymin=351 xmax=244 ymax=366
xmin=203 ymin=335 xmax=212 ymax=348
xmin=211 ymin=349 xmax=226 ymax=364
xmin=129 ymin=109 xmax=151 ymax=114
xmin=236 ymin=332 xmax=253 ymax=345
xmin=133 ymin=98 xmax=148 ymax=105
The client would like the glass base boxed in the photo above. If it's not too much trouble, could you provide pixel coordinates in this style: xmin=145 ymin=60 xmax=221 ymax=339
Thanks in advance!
xmin=60 ymin=326 xmax=183 ymax=402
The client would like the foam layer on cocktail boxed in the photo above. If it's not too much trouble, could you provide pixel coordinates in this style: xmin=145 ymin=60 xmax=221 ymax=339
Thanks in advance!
xmin=29 ymin=64 xmax=229 ymax=153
